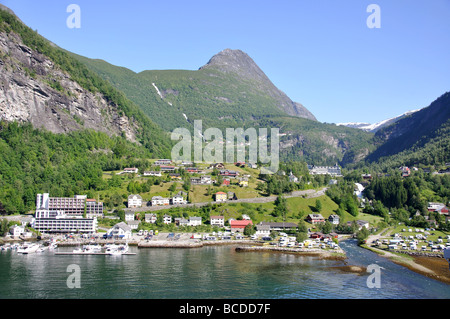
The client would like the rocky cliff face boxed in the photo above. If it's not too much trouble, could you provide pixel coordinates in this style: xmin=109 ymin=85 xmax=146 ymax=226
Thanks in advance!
xmin=0 ymin=30 xmax=138 ymax=141
xmin=200 ymin=48 xmax=317 ymax=121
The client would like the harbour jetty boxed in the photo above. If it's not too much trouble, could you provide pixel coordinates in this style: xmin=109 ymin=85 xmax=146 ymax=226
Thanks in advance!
xmin=138 ymin=239 xmax=257 ymax=248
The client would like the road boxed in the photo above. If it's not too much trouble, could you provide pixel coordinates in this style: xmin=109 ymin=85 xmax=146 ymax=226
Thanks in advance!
xmin=124 ymin=187 xmax=328 ymax=213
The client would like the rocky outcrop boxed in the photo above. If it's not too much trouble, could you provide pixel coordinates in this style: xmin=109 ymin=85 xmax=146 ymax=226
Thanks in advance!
xmin=0 ymin=30 xmax=138 ymax=142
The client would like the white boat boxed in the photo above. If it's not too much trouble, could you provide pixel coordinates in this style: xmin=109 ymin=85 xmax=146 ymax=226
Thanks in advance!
xmin=18 ymin=243 xmax=40 ymax=254
xmin=105 ymin=244 xmax=119 ymax=254
xmin=83 ymin=244 xmax=101 ymax=253
xmin=107 ymin=243 xmax=129 ymax=255
xmin=1 ymin=244 xmax=11 ymax=251
xmin=72 ymin=247 xmax=83 ymax=253
xmin=36 ymin=246 xmax=48 ymax=253
xmin=48 ymin=242 xmax=58 ymax=250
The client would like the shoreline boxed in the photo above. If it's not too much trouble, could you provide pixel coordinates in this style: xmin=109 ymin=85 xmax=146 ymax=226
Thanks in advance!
xmin=361 ymin=243 xmax=450 ymax=285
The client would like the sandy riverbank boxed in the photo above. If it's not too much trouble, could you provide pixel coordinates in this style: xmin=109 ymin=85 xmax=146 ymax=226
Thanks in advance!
xmin=363 ymin=244 xmax=450 ymax=285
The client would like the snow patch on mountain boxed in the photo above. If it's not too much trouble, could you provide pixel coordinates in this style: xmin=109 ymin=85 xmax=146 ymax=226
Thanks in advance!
xmin=337 ymin=109 xmax=421 ymax=132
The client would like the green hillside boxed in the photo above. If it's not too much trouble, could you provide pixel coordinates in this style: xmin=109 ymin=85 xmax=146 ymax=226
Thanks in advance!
xmin=71 ymin=52 xmax=375 ymax=166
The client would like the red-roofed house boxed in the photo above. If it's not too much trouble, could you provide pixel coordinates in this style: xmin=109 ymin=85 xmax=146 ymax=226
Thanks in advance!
xmin=230 ymin=220 xmax=253 ymax=233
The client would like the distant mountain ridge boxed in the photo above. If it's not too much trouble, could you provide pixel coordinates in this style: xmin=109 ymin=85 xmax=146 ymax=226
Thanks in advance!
xmin=364 ymin=91 xmax=450 ymax=166
xmin=337 ymin=109 xmax=421 ymax=133
xmin=72 ymin=50 xmax=378 ymax=166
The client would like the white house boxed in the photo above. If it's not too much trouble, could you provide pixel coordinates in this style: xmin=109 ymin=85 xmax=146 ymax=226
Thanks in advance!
xmin=172 ymin=194 xmax=186 ymax=205
xmin=210 ymin=216 xmax=225 ymax=227
xmin=328 ymin=214 xmax=340 ymax=225
xmin=175 ymin=218 xmax=189 ymax=227
xmin=125 ymin=211 xmax=135 ymax=222
xmin=288 ymin=172 xmax=299 ymax=183
xmin=143 ymin=171 xmax=162 ymax=177
xmin=107 ymin=222 xmax=132 ymax=239
xmin=154 ymin=159 xmax=172 ymax=166
xmin=128 ymin=194 xmax=143 ymax=208
xmin=356 ymin=220 xmax=369 ymax=230
xmin=152 ymin=196 xmax=170 ymax=206
xmin=127 ymin=220 xmax=141 ymax=230
xmin=255 ymin=224 xmax=270 ymax=238
xmin=145 ymin=213 xmax=157 ymax=224
xmin=9 ymin=225 xmax=25 ymax=237
xmin=122 ymin=167 xmax=138 ymax=174
xmin=189 ymin=217 xmax=202 ymax=227
xmin=163 ymin=214 xmax=172 ymax=224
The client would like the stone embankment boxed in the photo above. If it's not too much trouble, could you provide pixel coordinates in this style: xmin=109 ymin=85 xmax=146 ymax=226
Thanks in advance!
xmin=138 ymin=239 xmax=257 ymax=248
xmin=234 ymin=245 xmax=346 ymax=260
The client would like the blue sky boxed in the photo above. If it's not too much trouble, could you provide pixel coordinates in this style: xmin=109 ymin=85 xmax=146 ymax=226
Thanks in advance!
xmin=2 ymin=0 xmax=450 ymax=124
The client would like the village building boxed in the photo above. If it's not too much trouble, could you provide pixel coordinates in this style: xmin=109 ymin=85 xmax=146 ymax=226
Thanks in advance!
xmin=258 ymin=221 xmax=298 ymax=232
xmin=125 ymin=211 xmax=135 ymax=222
xmin=127 ymin=220 xmax=141 ymax=230
xmin=160 ymin=165 xmax=176 ymax=172
xmin=172 ymin=194 xmax=187 ymax=205
xmin=121 ymin=167 xmax=139 ymax=174
xmin=106 ymin=222 xmax=132 ymax=239
xmin=154 ymin=159 xmax=172 ymax=166
xmin=145 ymin=213 xmax=157 ymax=224
xmin=428 ymin=202 xmax=449 ymax=215
xmin=219 ymin=170 xmax=239 ymax=178
xmin=222 ymin=178 xmax=231 ymax=186
xmin=238 ymin=177 xmax=249 ymax=187
xmin=9 ymin=225 xmax=25 ymax=237
xmin=307 ymin=164 xmax=342 ymax=176
xmin=191 ymin=175 xmax=212 ymax=185
xmin=163 ymin=214 xmax=172 ymax=224
xmin=34 ymin=193 xmax=98 ymax=234
xmin=210 ymin=216 xmax=225 ymax=227
xmin=399 ymin=166 xmax=411 ymax=177
xmin=209 ymin=163 xmax=225 ymax=169
xmin=227 ymin=191 xmax=237 ymax=200
xmin=255 ymin=224 xmax=270 ymax=237
xmin=185 ymin=167 xmax=201 ymax=173
xmin=306 ymin=214 xmax=325 ymax=224
xmin=288 ymin=172 xmax=299 ymax=183
xmin=143 ymin=171 xmax=162 ymax=177
xmin=127 ymin=194 xmax=143 ymax=208
xmin=174 ymin=218 xmax=189 ymax=227
xmin=328 ymin=214 xmax=340 ymax=225
xmin=152 ymin=196 xmax=170 ymax=206
xmin=85 ymin=199 xmax=104 ymax=218
xmin=215 ymin=192 xmax=227 ymax=202
xmin=230 ymin=220 xmax=253 ymax=233
xmin=189 ymin=217 xmax=202 ymax=227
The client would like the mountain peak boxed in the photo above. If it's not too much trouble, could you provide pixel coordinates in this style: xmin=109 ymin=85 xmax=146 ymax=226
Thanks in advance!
xmin=199 ymin=48 xmax=317 ymax=121
xmin=199 ymin=48 xmax=267 ymax=81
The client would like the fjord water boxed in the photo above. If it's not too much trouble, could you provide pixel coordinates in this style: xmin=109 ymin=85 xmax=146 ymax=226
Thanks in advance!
xmin=0 ymin=240 xmax=449 ymax=299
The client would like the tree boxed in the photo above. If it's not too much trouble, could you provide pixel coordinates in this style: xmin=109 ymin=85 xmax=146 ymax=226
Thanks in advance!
xmin=321 ymin=221 xmax=333 ymax=234
xmin=315 ymin=199 xmax=322 ymax=213
xmin=273 ymin=195 xmax=288 ymax=218
xmin=244 ymin=223 xmax=255 ymax=236
xmin=356 ymin=227 xmax=370 ymax=245
xmin=296 ymin=231 xmax=308 ymax=243
xmin=0 ymin=218 xmax=9 ymax=236
xmin=169 ymin=182 xmax=177 ymax=193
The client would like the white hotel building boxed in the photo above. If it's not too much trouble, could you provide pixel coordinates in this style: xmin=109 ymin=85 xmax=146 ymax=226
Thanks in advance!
xmin=34 ymin=193 xmax=99 ymax=234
